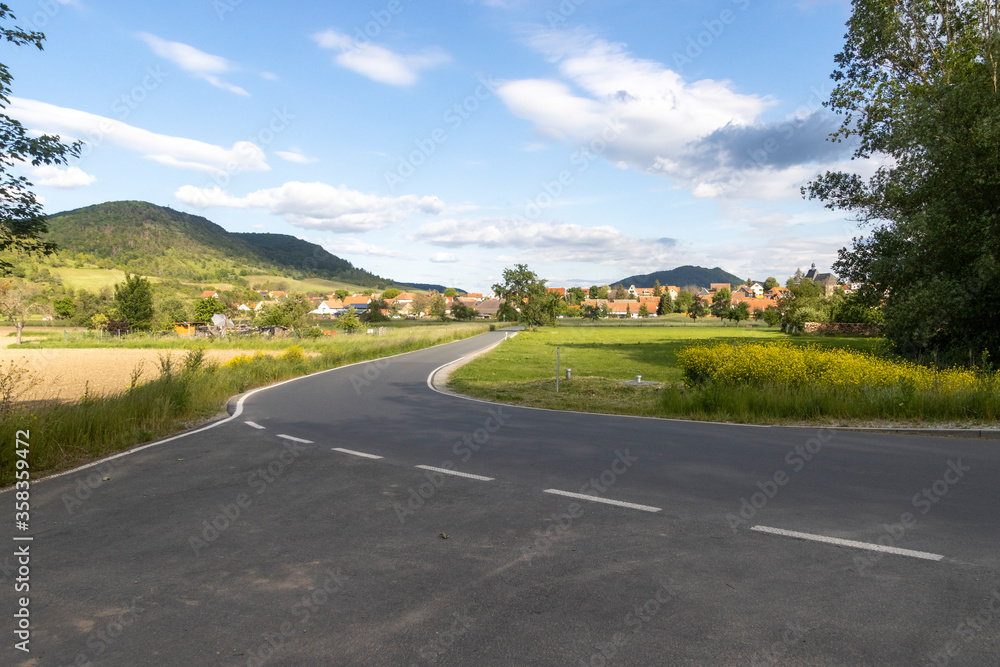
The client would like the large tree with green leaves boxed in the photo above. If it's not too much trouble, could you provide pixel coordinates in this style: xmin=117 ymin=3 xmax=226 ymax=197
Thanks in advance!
xmin=113 ymin=274 xmax=154 ymax=331
xmin=0 ymin=6 xmax=81 ymax=274
xmin=493 ymin=264 xmax=557 ymax=330
xmin=805 ymin=0 xmax=1000 ymax=362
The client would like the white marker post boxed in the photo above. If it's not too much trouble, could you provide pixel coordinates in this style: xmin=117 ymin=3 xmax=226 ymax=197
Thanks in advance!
xmin=556 ymin=346 xmax=560 ymax=393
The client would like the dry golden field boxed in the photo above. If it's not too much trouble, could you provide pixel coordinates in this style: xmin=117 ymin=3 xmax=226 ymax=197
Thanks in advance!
xmin=0 ymin=346 xmax=278 ymax=403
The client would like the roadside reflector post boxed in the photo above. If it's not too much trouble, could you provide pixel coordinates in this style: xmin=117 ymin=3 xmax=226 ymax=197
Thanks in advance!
xmin=556 ymin=347 xmax=560 ymax=393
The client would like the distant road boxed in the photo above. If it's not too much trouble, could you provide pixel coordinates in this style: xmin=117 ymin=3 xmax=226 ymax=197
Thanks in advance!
xmin=8 ymin=329 xmax=999 ymax=666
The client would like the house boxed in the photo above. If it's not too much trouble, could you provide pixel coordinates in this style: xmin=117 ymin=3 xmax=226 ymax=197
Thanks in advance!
xmin=548 ymin=287 xmax=566 ymax=297
xmin=200 ymin=291 xmax=219 ymax=299
xmin=269 ymin=291 xmax=288 ymax=300
xmin=633 ymin=286 xmax=656 ymax=298
xmin=174 ymin=321 xmax=207 ymax=336
xmin=465 ymin=293 xmax=484 ymax=300
xmin=805 ymin=263 xmax=840 ymax=297
xmin=666 ymin=286 xmax=680 ymax=299
xmin=342 ymin=296 xmax=371 ymax=311
xmin=764 ymin=286 xmax=790 ymax=300
xmin=474 ymin=299 xmax=502 ymax=319
xmin=310 ymin=298 xmax=344 ymax=316
xmin=638 ymin=296 xmax=661 ymax=312
xmin=709 ymin=283 xmax=731 ymax=293
xmin=237 ymin=301 xmax=264 ymax=314
xmin=607 ymin=300 xmax=640 ymax=318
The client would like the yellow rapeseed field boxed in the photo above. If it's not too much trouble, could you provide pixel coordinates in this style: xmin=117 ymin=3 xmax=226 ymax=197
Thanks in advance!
xmin=677 ymin=342 xmax=990 ymax=393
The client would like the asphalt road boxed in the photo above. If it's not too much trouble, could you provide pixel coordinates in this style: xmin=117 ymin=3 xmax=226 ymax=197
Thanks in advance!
xmin=4 ymin=329 xmax=999 ymax=666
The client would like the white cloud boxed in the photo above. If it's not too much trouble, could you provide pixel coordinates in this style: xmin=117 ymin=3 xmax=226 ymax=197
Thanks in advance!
xmin=328 ymin=237 xmax=415 ymax=259
xmin=175 ymin=181 xmax=445 ymax=232
xmin=430 ymin=252 xmax=458 ymax=263
xmin=275 ymin=149 xmax=319 ymax=164
xmin=137 ymin=32 xmax=249 ymax=96
xmin=8 ymin=97 xmax=269 ymax=174
xmin=497 ymin=29 xmax=855 ymax=202
xmin=32 ymin=165 xmax=95 ymax=188
xmin=415 ymin=217 xmax=682 ymax=270
xmin=313 ymin=29 xmax=449 ymax=86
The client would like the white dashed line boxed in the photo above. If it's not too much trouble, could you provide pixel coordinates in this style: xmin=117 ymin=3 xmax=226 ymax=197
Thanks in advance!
xmin=750 ymin=525 xmax=945 ymax=561
xmin=244 ymin=421 xmax=265 ymax=430
xmin=276 ymin=434 xmax=313 ymax=444
xmin=543 ymin=489 xmax=662 ymax=513
xmin=415 ymin=465 xmax=494 ymax=482
xmin=332 ymin=448 xmax=384 ymax=460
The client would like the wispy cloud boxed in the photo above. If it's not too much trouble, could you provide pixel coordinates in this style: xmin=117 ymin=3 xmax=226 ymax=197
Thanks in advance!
xmin=137 ymin=32 xmax=249 ymax=96
xmin=313 ymin=29 xmax=449 ymax=86
xmin=275 ymin=148 xmax=319 ymax=164
xmin=175 ymin=181 xmax=445 ymax=232
xmin=8 ymin=97 xmax=268 ymax=174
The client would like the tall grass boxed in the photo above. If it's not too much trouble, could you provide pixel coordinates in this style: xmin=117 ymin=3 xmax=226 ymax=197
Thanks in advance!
xmin=0 ymin=324 xmax=488 ymax=486
xmin=665 ymin=341 xmax=1000 ymax=423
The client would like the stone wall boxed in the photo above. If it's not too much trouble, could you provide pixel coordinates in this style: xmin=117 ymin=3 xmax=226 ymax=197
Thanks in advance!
xmin=803 ymin=322 xmax=883 ymax=336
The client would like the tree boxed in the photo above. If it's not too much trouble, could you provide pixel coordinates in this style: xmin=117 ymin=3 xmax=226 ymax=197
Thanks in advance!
xmin=53 ymin=296 xmax=75 ymax=319
xmin=443 ymin=287 xmax=457 ymax=297
xmin=688 ymin=296 xmax=708 ymax=322
xmin=763 ymin=277 xmax=779 ymax=291
xmin=113 ymin=274 xmax=153 ymax=330
xmin=638 ymin=303 xmax=649 ymax=318
xmin=361 ymin=297 xmax=389 ymax=323
xmin=493 ymin=264 xmax=557 ymax=330
xmin=194 ymin=296 xmax=223 ymax=321
xmin=429 ymin=292 xmax=447 ymax=319
xmin=566 ymin=286 xmax=587 ymax=305
xmin=711 ymin=288 xmax=732 ymax=319
xmin=762 ymin=307 xmax=782 ymax=327
xmin=451 ymin=301 xmax=477 ymax=321
xmin=733 ymin=301 xmax=751 ymax=327
xmin=334 ymin=289 xmax=350 ymax=301
xmin=0 ymin=279 xmax=44 ymax=343
xmin=410 ymin=293 xmax=430 ymax=317
xmin=588 ymin=285 xmax=610 ymax=300
xmin=805 ymin=0 xmax=1000 ymax=362
xmin=613 ymin=284 xmax=628 ymax=300
xmin=337 ymin=306 xmax=360 ymax=333
xmin=657 ymin=293 xmax=673 ymax=316
xmin=381 ymin=288 xmax=401 ymax=300
xmin=582 ymin=303 xmax=602 ymax=320
xmin=674 ymin=291 xmax=694 ymax=314
xmin=0 ymin=7 xmax=82 ymax=275
xmin=653 ymin=280 xmax=662 ymax=297
xmin=259 ymin=294 xmax=313 ymax=331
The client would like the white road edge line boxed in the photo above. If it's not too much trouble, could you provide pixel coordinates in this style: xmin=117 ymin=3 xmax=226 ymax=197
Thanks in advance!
xmin=332 ymin=448 xmax=383 ymax=460
xmin=277 ymin=434 xmax=314 ymax=444
xmin=244 ymin=421 xmax=265 ymax=430
xmin=543 ymin=489 xmax=662 ymax=513
xmin=416 ymin=465 xmax=494 ymax=482
xmin=750 ymin=525 xmax=945 ymax=561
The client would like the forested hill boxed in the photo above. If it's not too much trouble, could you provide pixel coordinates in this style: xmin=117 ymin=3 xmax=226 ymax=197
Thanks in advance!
xmin=613 ymin=265 xmax=745 ymax=289
xmin=44 ymin=201 xmax=390 ymax=287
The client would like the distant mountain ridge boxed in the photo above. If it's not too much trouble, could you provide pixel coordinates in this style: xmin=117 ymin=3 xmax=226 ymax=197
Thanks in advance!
xmin=43 ymin=201 xmax=445 ymax=290
xmin=613 ymin=265 xmax=746 ymax=290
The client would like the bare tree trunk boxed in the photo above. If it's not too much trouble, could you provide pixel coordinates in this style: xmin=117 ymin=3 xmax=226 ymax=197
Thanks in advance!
xmin=15 ymin=322 xmax=23 ymax=345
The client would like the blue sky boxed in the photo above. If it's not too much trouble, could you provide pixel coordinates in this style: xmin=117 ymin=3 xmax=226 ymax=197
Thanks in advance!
xmin=7 ymin=0 xmax=868 ymax=292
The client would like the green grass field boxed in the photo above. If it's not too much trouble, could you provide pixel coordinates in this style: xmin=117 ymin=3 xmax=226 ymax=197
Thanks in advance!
xmin=447 ymin=321 xmax=899 ymax=423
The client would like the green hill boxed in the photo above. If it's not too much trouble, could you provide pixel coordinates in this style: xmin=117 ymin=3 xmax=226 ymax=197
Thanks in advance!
xmin=42 ymin=201 xmax=390 ymax=287
xmin=612 ymin=265 xmax=746 ymax=290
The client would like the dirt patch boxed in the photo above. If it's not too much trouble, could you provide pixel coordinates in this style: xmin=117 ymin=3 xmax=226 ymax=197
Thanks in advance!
xmin=0 ymin=348 xmax=281 ymax=403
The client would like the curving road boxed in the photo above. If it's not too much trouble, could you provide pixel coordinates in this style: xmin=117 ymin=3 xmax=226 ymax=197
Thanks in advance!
xmin=5 ymin=329 xmax=1000 ymax=666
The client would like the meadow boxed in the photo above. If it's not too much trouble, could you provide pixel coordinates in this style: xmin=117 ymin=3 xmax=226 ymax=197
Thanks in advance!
xmin=447 ymin=320 xmax=997 ymax=425
xmin=0 ymin=322 xmax=490 ymax=485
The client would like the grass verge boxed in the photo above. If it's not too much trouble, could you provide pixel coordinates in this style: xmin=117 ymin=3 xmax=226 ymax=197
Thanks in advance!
xmin=0 ymin=323 xmax=489 ymax=486
xmin=447 ymin=324 xmax=998 ymax=426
